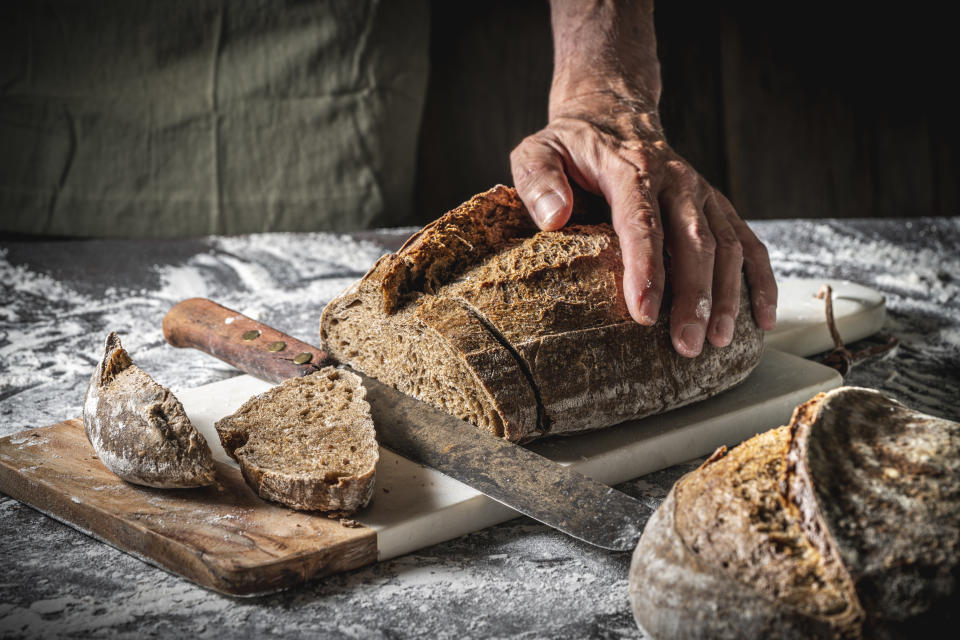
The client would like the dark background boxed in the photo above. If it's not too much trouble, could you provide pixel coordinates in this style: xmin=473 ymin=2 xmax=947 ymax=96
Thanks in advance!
xmin=415 ymin=1 xmax=959 ymax=222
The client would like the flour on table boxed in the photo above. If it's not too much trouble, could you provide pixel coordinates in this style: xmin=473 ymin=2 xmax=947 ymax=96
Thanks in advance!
xmin=0 ymin=234 xmax=388 ymax=437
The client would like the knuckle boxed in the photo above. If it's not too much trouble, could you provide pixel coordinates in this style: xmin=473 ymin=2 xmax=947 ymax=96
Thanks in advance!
xmin=745 ymin=237 xmax=771 ymax=262
xmin=614 ymin=194 xmax=663 ymax=242
xmin=715 ymin=190 xmax=737 ymax=214
xmin=667 ymin=160 xmax=697 ymax=187
xmin=617 ymin=203 xmax=664 ymax=244
xmin=717 ymin=231 xmax=743 ymax=261
xmin=511 ymin=134 xmax=556 ymax=165
xmin=512 ymin=163 xmax=561 ymax=192
xmin=681 ymin=219 xmax=716 ymax=256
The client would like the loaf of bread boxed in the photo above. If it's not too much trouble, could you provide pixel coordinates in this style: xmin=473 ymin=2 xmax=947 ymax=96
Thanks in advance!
xmin=320 ymin=185 xmax=764 ymax=442
xmin=628 ymin=386 xmax=960 ymax=639
xmin=82 ymin=332 xmax=215 ymax=488
xmin=214 ymin=367 xmax=378 ymax=512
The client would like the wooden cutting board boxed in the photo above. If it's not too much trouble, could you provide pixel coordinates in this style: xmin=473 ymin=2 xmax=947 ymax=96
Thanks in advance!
xmin=0 ymin=279 xmax=882 ymax=596
xmin=0 ymin=422 xmax=375 ymax=596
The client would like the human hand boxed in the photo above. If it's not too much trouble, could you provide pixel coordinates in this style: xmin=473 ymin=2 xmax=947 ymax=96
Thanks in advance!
xmin=513 ymin=0 xmax=776 ymax=358
xmin=510 ymin=92 xmax=778 ymax=358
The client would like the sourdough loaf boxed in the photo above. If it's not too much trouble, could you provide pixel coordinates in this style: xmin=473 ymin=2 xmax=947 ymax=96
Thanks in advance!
xmin=320 ymin=185 xmax=764 ymax=442
xmin=214 ymin=367 xmax=378 ymax=512
xmin=82 ymin=332 xmax=215 ymax=488
xmin=628 ymin=387 xmax=960 ymax=639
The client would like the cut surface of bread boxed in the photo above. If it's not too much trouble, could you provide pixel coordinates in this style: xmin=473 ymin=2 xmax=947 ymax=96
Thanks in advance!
xmin=82 ymin=332 xmax=215 ymax=488
xmin=214 ymin=367 xmax=378 ymax=513
xmin=629 ymin=387 xmax=960 ymax=639
xmin=320 ymin=185 xmax=764 ymax=442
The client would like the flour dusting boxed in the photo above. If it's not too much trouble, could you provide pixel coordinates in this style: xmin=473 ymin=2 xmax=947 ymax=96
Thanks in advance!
xmin=0 ymin=234 xmax=388 ymax=433
xmin=1 ymin=219 xmax=958 ymax=639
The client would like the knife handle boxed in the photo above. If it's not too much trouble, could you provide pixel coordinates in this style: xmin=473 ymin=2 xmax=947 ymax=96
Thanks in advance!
xmin=162 ymin=298 xmax=334 ymax=384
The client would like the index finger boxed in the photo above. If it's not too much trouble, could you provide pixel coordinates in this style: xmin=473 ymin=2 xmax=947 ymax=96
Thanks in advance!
xmin=600 ymin=161 xmax=665 ymax=326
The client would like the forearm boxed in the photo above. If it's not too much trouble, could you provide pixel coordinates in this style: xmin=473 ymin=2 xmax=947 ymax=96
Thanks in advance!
xmin=549 ymin=0 xmax=661 ymax=116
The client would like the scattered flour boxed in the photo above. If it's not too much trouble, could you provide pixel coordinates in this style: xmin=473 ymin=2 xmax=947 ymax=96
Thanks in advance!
xmin=0 ymin=234 xmax=388 ymax=436
xmin=1 ymin=220 xmax=957 ymax=639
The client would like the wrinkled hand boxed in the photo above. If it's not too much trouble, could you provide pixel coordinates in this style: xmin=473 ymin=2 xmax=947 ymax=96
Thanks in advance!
xmin=510 ymin=93 xmax=778 ymax=358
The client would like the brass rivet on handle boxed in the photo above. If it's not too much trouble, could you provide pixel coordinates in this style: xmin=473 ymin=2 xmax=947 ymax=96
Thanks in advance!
xmin=268 ymin=341 xmax=286 ymax=352
xmin=242 ymin=330 xmax=260 ymax=341
xmin=293 ymin=352 xmax=312 ymax=365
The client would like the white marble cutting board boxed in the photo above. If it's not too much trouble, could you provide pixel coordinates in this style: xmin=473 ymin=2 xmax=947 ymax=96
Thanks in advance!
xmin=176 ymin=278 xmax=881 ymax=559
xmin=764 ymin=278 xmax=886 ymax=356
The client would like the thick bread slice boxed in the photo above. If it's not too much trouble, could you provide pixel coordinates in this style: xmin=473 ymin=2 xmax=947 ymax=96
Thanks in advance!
xmin=214 ymin=367 xmax=378 ymax=513
xmin=82 ymin=332 xmax=215 ymax=488
xmin=320 ymin=185 xmax=763 ymax=442
xmin=628 ymin=387 xmax=960 ymax=639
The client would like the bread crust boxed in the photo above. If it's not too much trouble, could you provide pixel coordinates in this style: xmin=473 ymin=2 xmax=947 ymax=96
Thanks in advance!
xmin=82 ymin=332 xmax=215 ymax=488
xmin=784 ymin=388 xmax=960 ymax=637
xmin=629 ymin=387 xmax=960 ymax=639
xmin=320 ymin=185 xmax=763 ymax=441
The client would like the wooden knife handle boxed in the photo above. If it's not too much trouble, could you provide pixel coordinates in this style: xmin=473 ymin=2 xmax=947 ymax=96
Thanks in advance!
xmin=162 ymin=298 xmax=334 ymax=384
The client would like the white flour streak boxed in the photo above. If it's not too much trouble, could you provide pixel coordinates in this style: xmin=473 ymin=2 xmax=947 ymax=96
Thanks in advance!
xmin=0 ymin=234 xmax=387 ymax=436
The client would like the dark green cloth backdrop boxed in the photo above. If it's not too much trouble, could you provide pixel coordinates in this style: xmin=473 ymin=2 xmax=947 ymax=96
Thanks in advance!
xmin=0 ymin=0 xmax=429 ymax=236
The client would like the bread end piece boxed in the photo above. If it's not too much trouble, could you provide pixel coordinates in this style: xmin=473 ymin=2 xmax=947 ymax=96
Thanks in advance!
xmin=214 ymin=367 xmax=378 ymax=513
xmin=82 ymin=332 xmax=216 ymax=488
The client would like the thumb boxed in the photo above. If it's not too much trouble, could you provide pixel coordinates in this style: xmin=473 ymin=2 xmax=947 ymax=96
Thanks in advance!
xmin=510 ymin=133 xmax=574 ymax=231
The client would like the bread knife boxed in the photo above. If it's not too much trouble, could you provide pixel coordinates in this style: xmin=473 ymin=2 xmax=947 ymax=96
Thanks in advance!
xmin=162 ymin=298 xmax=652 ymax=551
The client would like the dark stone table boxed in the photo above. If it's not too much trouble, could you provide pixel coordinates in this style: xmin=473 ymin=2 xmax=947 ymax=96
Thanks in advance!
xmin=1 ymin=218 xmax=958 ymax=638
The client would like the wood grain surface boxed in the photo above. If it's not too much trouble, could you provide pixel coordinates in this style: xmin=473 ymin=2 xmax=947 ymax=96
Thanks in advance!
xmin=0 ymin=419 xmax=377 ymax=596
xmin=163 ymin=298 xmax=334 ymax=385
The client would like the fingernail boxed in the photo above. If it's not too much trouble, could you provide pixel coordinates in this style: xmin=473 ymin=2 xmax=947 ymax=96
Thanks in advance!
xmin=759 ymin=304 xmax=777 ymax=329
xmin=678 ymin=323 xmax=705 ymax=357
xmin=637 ymin=293 xmax=660 ymax=325
xmin=712 ymin=314 xmax=735 ymax=346
xmin=765 ymin=305 xmax=777 ymax=328
xmin=534 ymin=192 xmax=565 ymax=228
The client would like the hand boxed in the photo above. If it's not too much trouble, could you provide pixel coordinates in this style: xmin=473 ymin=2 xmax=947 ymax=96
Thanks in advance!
xmin=513 ymin=0 xmax=777 ymax=358
xmin=510 ymin=92 xmax=778 ymax=357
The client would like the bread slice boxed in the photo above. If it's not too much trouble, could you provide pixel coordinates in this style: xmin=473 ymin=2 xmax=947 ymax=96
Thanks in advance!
xmin=628 ymin=387 xmax=960 ymax=639
xmin=214 ymin=367 xmax=378 ymax=512
xmin=82 ymin=332 xmax=215 ymax=488
xmin=320 ymin=185 xmax=764 ymax=442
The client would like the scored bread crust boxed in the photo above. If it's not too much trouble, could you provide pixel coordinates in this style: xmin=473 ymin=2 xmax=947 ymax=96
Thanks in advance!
xmin=214 ymin=367 xmax=378 ymax=513
xmin=320 ymin=185 xmax=764 ymax=442
xmin=783 ymin=388 xmax=960 ymax=637
xmin=629 ymin=387 xmax=960 ymax=639
xmin=82 ymin=332 xmax=215 ymax=488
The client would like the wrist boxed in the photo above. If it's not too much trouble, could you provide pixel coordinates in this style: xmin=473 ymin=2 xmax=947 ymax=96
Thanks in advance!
xmin=549 ymin=0 xmax=661 ymax=112
xmin=547 ymin=89 xmax=665 ymax=142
